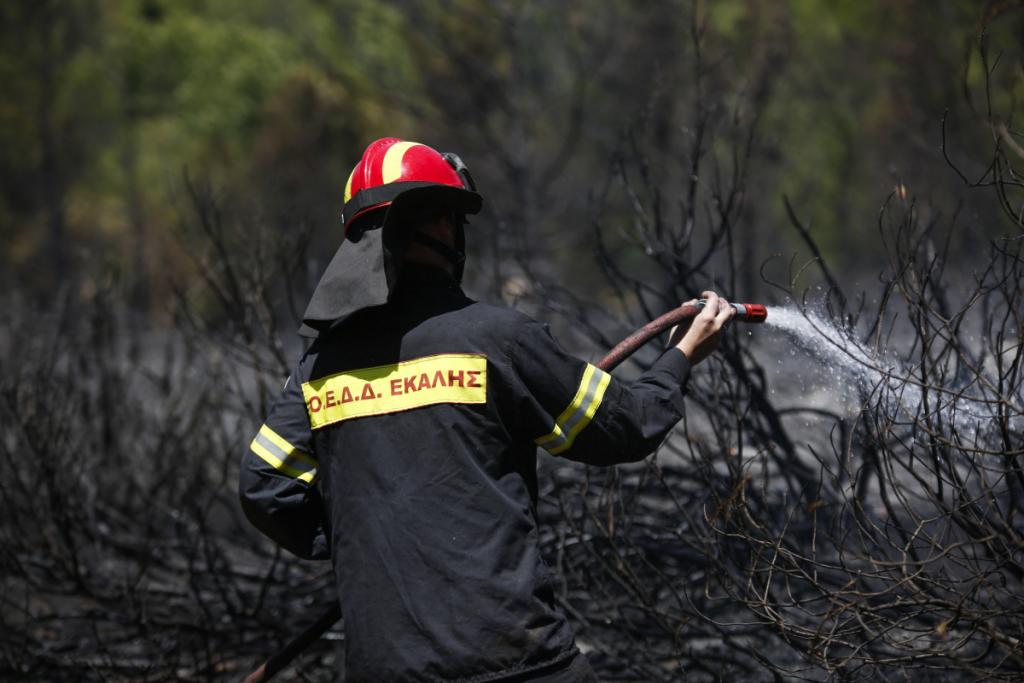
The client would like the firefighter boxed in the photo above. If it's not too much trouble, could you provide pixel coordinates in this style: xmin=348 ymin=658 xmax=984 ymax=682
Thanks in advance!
xmin=239 ymin=138 xmax=735 ymax=682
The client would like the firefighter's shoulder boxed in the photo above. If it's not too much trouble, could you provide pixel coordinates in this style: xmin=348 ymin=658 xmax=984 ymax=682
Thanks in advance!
xmin=457 ymin=302 xmax=559 ymax=353
xmin=463 ymin=301 xmax=546 ymax=335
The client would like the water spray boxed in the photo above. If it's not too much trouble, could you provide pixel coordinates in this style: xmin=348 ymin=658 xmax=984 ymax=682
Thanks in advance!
xmin=762 ymin=306 xmax=1020 ymax=442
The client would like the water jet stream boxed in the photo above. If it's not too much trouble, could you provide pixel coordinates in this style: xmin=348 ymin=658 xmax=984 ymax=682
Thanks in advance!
xmin=762 ymin=307 xmax=1018 ymax=445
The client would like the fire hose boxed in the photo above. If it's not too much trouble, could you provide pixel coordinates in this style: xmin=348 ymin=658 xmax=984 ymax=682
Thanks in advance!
xmin=243 ymin=300 xmax=767 ymax=683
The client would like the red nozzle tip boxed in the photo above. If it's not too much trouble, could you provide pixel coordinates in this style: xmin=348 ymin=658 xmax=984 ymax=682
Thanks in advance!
xmin=739 ymin=303 xmax=767 ymax=323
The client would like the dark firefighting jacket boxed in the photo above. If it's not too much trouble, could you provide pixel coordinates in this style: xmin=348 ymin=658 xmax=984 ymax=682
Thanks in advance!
xmin=239 ymin=266 xmax=691 ymax=682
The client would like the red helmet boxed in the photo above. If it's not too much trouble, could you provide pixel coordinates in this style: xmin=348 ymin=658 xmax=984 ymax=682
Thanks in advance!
xmin=341 ymin=138 xmax=482 ymax=236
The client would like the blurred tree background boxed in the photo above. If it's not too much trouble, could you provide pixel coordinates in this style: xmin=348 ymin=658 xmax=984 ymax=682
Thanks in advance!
xmin=2 ymin=1 xmax=1023 ymax=681
xmin=0 ymin=0 xmax=1013 ymax=308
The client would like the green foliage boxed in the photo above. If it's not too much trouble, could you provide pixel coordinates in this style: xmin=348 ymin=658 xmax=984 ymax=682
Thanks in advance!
xmin=0 ymin=0 xmax=1016 ymax=299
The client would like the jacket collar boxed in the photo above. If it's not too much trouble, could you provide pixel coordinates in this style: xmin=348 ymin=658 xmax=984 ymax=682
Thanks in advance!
xmin=387 ymin=263 xmax=463 ymax=303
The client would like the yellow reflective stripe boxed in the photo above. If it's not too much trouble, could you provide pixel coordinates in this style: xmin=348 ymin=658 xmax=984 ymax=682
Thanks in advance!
xmin=534 ymin=423 xmax=564 ymax=448
xmin=381 ymin=141 xmax=421 ymax=184
xmin=535 ymin=364 xmax=610 ymax=455
xmin=558 ymin=365 xmax=596 ymax=426
xmin=249 ymin=424 xmax=317 ymax=483
xmin=258 ymin=424 xmax=317 ymax=468
xmin=549 ymin=370 xmax=610 ymax=455
xmin=534 ymin=365 xmax=595 ymax=446
xmin=303 ymin=353 xmax=487 ymax=430
xmin=343 ymin=168 xmax=356 ymax=203
xmin=250 ymin=439 xmax=316 ymax=483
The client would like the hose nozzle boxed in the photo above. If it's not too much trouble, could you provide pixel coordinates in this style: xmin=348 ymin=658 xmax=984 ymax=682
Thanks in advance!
xmin=697 ymin=299 xmax=768 ymax=323
xmin=599 ymin=299 xmax=768 ymax=371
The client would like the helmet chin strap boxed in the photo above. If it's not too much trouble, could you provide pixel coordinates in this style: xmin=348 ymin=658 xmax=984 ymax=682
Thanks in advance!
xmin=408 ymin=217 xmax=467 ymax=282
xmin=411 ymin=231 xmax=465 ymax=269
xmin=383 ymin=212 xmax=468 ymax=292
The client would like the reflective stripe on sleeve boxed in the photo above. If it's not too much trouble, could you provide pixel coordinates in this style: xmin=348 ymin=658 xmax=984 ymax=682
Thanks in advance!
xmin=249 ymin=424 xmax=318 ymax=483
xmin=534 ymin=363 xmax=611 ymax=455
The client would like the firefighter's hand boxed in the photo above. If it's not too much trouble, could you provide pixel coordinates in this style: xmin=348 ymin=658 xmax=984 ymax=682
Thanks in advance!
xmin=669 ymin=291 xmax=735 ymax=365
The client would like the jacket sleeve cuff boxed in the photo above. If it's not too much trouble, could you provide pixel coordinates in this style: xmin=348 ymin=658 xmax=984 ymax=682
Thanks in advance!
xmin=651 ymin=348 xmax=692 ymax=389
